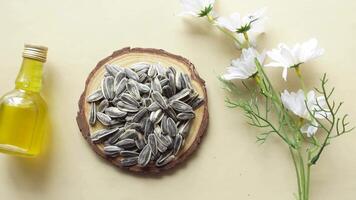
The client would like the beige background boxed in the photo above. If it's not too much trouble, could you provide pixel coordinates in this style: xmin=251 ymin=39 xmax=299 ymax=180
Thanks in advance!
xmin=0 ymin=0 xmax=355 ymax=199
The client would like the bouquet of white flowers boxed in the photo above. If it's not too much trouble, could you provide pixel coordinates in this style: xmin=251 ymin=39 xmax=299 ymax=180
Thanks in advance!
xmin=179 ymin=1 xmax=354 ymax=199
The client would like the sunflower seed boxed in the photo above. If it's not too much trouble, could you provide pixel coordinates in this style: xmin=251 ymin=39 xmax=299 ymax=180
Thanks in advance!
xmin=164 ymin=106 xmax=177 ymax=121
xmin=161 ymin=115 xmax=168 ymax=135
xmin=105 ymin=64 xmax=121 ymax=77
xmin=87 ymin=90 xmax=104 ymax=103
xmin=144 ymin=119 xmax=154 ymax=136
xmin=150 ymin=109 xmax=164 ymax=124
xmin=126 ymin=80 xmax=141 ymax=100
xmin=147 ymin=102 xmax=160 ymax=112
xmin=155 ymin=151 xmax=174 ymax=167
xmin=89 ymin=103 xmax=96 ymax=125
xmin=121 ymin=157 xmax=138 ymax=167
xmin=151 ymin=77 xmax=162 ymax=93
xmin=167 ymin=117 xmax=178 ymax=137
xmin=167 ymin=70 xmax=176 ymax=95
xmin=175 ymin=72 xmax=183 ymax=91
xmin=157 ymin=134 xmax=172 ymax=147
xmin=117 ymin=101 xmax=140 ymax=112
xmin=105 ymin=107 xmax=127 ymax=118
xmin=170 ymin=100 xmax=193 ymax=113
xmin=148 ymin=65 xmax=157 ymax=78
xmin=91 ymin=127 xmax=119 ymax=143
xmin=120 ymin=93 xmax=140 ymax=107
xmin=156 ymin=64 xmax=166 ymax=76
xmin=191 ymin=97 xmax=205 ymax=109
xmin=101 ymin=76 xmax=115 ymax=100
xmin=169 ymin=88 xmax=191 ymax=102
xmin=160 ymin=78 xmax=169 ymax=87
xmin=138 ymin=145 xmax=152 ymax=167
xmin=114 ymin=71 xmax=126 ymax=87
xmin=97 ymin=112 xmax=112 ymax=126
xmin=183 ymin=74 xmax=193 ymax=89
xmin=148 ymin=134 xmax=158 ymax=156
xmin=152 ymin=91 xmax=167 ymax=109
xmin=115 ymin=77 xmax=128 ymax=96
xmin=157 ymin=155 xmax=175 ymax=167
xmin=97 ymin=99 xmax=109 ymax=112
xmin=120 ymin=150 xmax=140 ymax=157
xmin=130 ymin=62 xmax=150 ymax=72
xmin=177 ymin=112 xmax=195 ymax=120
xmin=103 ymin=145 xmax=122 ymax=157
xmin=168 ymin=66 xmax=176 ymax=75
xmin=137 ymin=83 xmax=150 ymax=94
xmin=139 ymin=73 xmax=147 ymax=83
xmin=156 ymin=138 xmax=168 ymax=153
xmin=125 ymin=68 xmax=139 ymax=81
xmin=173 ymin=134 xmax=183 ymax=155
xmin=135 ymin=134 xmax=146 ymax=150
xmin=116 ymin=139 xmax=136 ymax=149
xmin=132 ymin=107 xmax=148 ymax=123
xmin=118 ymin=129 xmax=137 ymax=140
xmin=178 ymin=120 xmax=191 ymax=138
xmin=107 ymin=128 xmax=125 ymax=144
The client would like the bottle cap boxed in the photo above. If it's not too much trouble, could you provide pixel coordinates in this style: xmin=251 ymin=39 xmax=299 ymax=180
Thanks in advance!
xmin=23 ymin=44 xmax=48 ymax=62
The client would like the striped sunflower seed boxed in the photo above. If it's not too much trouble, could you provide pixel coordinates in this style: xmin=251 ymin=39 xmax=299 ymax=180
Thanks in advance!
xmin=177 ymin=112 xmax=195 ymax=121
xmin=170 ymin=100 xmax=193 ymax=113
xmin=87 ymin=89 xmax=104 ymax=103
xmin=115 ymin=139 xmax=136 ymax=149
xmin=138 ymin=145 xmax=152 ymax=167
xmin=97 ymin=112 xmax=112 ymax=126
xmin=121 ymin=157 xmax=138 ymax=167
xmin=152 ymin=91 xmax=168 ymax=110
xmin=103 ymin=145 xmax=122 ymax=157
xmin=125 ymin=68 xmax=139 ymax=81
xmin=105 ymin=107 xmax=127 ymax=118
xmin=97 ymin=99 xmax=109 ymax=112
xmin=101 ymin=76 xmax=115 ymax=100
xmin=91 ymin=127 xmax=120 ymax=143
xmin=89 ymin=103 xmax=96 ymax=125
xmin=148 ymin=134 xmax=158 ymax=156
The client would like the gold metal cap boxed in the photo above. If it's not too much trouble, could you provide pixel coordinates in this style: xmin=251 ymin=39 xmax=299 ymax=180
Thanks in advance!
xmin=23 ymin=44 xmax=48 ymax=62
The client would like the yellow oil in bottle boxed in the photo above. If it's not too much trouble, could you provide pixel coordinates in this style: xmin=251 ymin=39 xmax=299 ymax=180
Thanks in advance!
xmin=0 ymin=44 xmax=48 ymax=157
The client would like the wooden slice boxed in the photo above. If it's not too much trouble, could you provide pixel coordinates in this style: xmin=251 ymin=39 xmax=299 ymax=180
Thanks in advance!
xmin=76 ymin=47 xmax=209 ymax=174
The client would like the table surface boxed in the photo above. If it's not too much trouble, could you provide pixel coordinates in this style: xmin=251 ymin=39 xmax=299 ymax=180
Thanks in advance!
xmin=0 ymin=0 xmax=355 ymax=199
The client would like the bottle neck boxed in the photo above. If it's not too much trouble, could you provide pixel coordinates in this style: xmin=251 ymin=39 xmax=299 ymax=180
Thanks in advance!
xmin=15 ymin=58 xmax=44 ymax=92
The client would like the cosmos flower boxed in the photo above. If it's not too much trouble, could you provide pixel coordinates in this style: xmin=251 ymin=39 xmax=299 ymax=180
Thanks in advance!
xmin=178 ymin=0 xmax=215 ymax=17
xmin=222 ymin=48 xmax=265 ymax=80
xmin=265 ymin=38 xmax=324 ymax=81
xmin=216 ymin=8 xmax=266 ymax=33
xmin=281 ymin=89 xmax=330 ymax=137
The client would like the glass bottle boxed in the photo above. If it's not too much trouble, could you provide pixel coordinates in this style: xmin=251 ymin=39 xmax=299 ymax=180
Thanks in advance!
xmin=0 ymin=44 xmax=48 ymax=157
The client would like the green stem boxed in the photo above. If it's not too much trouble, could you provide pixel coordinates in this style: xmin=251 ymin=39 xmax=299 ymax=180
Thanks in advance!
xmin=290 ymin=148 xmax=303 ymax=200
xmin=306 ymin=152 xmax=312 ymax=200
xmin=297 ymin=150 xmax=307 ymax=200
xmin=295 ymin=66 xmax=307 ymax=96
xmin=243 ymin=32 xmax=250 ymax=47
xmin=206 ymin=15 xmax=243 ymax=47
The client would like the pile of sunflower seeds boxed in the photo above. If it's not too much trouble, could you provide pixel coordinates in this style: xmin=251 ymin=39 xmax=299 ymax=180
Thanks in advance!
xmin=86 ymin=62 xmax=204 ymax=168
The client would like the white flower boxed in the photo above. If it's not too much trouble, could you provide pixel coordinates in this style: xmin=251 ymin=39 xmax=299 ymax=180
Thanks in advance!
xmin=216 ymin=8 xmax=266 ymax=33
xmin=178 ymin=0 xmax=215 ymax=17
xmin=222 ymin=48 xmax=265 ymax=80
xmin=281 ymin=89 xmax=330 ymax=137
xmin=265 ymin=38 xmax=324 ymax=81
